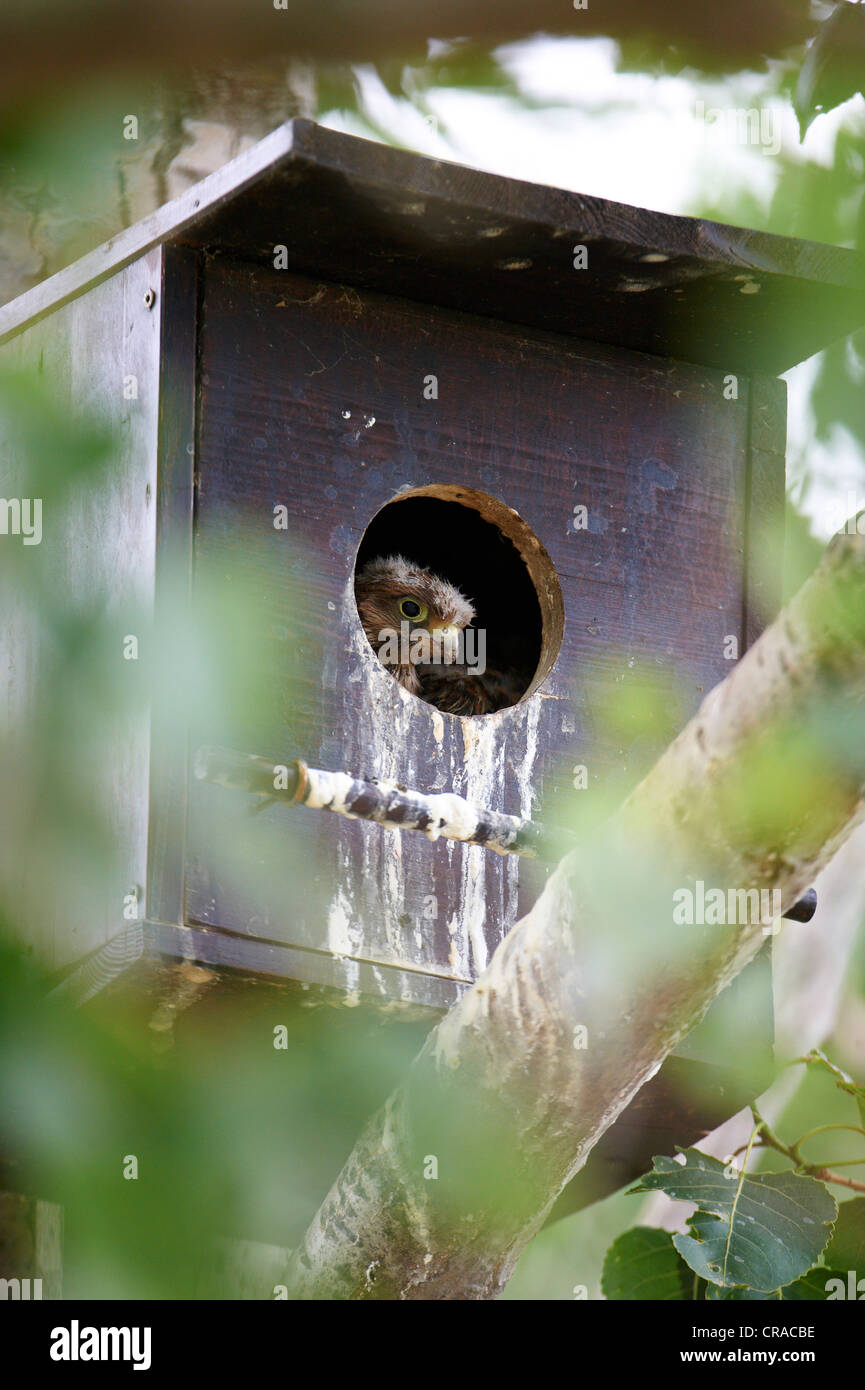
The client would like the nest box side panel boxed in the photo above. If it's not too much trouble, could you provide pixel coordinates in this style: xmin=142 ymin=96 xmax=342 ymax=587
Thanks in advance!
xmin=0 ymin=248 xmax=162 ymax=970
xmin=182 ymin=257 xmax=754 ymax=1000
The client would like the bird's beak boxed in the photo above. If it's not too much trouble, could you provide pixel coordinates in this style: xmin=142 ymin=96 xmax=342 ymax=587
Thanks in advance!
xmin=428 ymin=621 xmax=462 ymax=664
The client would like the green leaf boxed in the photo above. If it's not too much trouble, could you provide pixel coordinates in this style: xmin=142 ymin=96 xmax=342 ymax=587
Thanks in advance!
xmin=601 ymin=1227 xmax=695 ymax=1301
xmin=794 ymin=2 xmax=865 ymax=140
xmin=630 ymin=1151 xmax=837 ymax=1291
xmin=706 ymin=1282 xmax=781 ymax=1300
xmin=707 ymin=1266 xmax=850 ymax=1299
xmin=783 ymin=1266 xmax=851 ymax=1300
xmin=825 ymin=1196 xmax=865 ymax=1271
xmin=800 ymin=1049 xmax=865 ymax=1129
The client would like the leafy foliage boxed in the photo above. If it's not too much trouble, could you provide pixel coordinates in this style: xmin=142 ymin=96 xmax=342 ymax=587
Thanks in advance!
xmin=629 ymin=1150 xmax=837 ymax=1292
xmin=802 ymin=1050 xmax=865 ymax=1131
xmin=618 ymin=1198 xmax=865 ymax=1302
xmin=795 ymin=1 xmax=865 ymax=139
xmin=605 ymin=1056 xmax=865 ymax=1301
xmin=825 ymin=1194 xmax=865 ymax=1268
xmin=601 ymin=1227 xmax=696 ymax=1300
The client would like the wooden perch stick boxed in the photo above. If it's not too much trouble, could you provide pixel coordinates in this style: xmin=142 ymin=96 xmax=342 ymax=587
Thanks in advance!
xmin=194 ymin=748 xmax=818 ymax=919
xmin=283 ymin=520 xmax=865 ymax=1300
xmin=193 ymin=745 xmax=571 ymax=859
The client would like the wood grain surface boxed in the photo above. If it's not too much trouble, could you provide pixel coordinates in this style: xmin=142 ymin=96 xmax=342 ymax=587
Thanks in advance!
xmin=184 ymin=256 xmax=756 ymax=996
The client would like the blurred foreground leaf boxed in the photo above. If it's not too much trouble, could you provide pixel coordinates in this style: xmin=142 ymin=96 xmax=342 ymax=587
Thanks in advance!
xmin=795 ymin=1 xmax=865 ymax=139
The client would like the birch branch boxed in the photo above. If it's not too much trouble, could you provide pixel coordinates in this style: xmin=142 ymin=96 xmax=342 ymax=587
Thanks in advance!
xmin=285 ymin=520 xmax=865 ymax=1300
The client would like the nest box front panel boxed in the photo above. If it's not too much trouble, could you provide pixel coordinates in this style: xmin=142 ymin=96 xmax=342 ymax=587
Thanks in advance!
xmin=183 ymin=255 xmax=753 ymax=999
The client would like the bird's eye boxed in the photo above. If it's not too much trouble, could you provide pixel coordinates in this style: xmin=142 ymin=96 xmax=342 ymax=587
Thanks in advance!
xmin=398 ymin=598 xmax=427 ymax=621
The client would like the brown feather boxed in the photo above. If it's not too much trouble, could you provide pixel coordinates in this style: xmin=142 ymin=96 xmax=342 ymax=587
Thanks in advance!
xmin=355 ymin=554 xmax=518 ymax=716
xmin=418 ymin=665 xmax=522 ymax=716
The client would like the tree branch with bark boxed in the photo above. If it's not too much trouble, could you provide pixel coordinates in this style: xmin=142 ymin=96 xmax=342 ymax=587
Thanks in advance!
xmin=283 ymin=518 xmax=865 ymax=1299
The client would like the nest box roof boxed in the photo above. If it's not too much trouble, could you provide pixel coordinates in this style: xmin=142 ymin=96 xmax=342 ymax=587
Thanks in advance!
xmin=3 ymin=118 xmax=865 ymax=373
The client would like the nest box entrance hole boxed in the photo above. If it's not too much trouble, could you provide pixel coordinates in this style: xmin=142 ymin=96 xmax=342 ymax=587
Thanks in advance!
xmin=353 ymin=484 xmax=564 ymax=712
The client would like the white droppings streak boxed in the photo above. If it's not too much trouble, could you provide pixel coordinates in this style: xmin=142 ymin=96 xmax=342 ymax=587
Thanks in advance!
xmin=323 ymin=576 xmax=545 ymax=984
xmin=455 ymin=701 xmax=541 ymax=974
xmin=334 ymin=596 xmax=433 ymax=965
xmin=326 ymin=887 xmax=362 ymax=999
xmin=327 ymin=888 xmax=353 ymax=954
xmin=516 ymin=699 xmax=541 ymax=819
xmin=457 ymin=719 xmax=500 ymax=974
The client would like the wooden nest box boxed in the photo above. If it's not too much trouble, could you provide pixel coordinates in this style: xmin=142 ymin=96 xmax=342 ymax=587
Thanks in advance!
xmin=4 ymin=121 xmax=865 ymax=1208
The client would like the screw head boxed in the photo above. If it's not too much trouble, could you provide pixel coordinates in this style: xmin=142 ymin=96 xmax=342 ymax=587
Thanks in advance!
xmin=143 ymin=289 xmax=156 ymax=309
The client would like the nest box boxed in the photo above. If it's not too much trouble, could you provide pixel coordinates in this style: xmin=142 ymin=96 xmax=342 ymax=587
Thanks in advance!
xmin=4 ymin=121 xmax=865 ymax=1205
